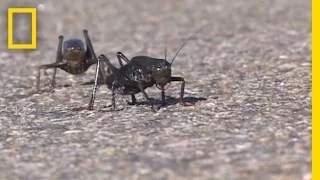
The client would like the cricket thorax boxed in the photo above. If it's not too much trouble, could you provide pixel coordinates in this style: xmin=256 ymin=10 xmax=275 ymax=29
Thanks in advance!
xmin=131 ymin=68 xmax=151 ymax=83
xmin=61 ymin=49 xmax=86 ymax=74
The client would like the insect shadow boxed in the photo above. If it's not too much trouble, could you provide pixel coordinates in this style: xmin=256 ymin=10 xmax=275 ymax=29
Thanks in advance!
xmin=78 ymin=96 xmax=207 ymax=112
xmin=131 ymin=95 xmax=207 ymax=107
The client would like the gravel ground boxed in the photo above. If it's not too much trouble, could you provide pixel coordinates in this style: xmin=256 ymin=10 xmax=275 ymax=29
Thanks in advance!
xmin=0 ymin=0 xmax=311 ymax=179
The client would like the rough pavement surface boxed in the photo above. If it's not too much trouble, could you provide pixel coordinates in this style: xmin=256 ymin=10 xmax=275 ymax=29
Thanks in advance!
xmin=0 ymin=0 xmax=311 ymax=179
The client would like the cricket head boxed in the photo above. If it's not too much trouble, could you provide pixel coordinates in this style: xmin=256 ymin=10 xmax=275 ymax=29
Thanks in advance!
xmin=152 ymin=25 xmax=204 ymax=87
xmin=152 ymin=24 xmax=206 ymax=88
xmin=152 ymin=59 xmax=172 ymax=86
xmin=62 ymin=38 xmax=86 ymax=61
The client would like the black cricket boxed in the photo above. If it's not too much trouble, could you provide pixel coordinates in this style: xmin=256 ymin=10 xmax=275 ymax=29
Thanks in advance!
xmin=87 ymin=28 xmax=202 ymax=112
xmin=36 ymin=29 xmax=108 ymax=93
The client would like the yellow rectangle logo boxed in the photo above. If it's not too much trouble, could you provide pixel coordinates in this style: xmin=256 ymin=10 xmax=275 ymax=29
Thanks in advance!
xmin=8 ymin=8 xmax=37 ymax=49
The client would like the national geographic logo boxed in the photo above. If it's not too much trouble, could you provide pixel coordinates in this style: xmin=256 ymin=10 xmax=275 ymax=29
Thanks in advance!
xmin=7 ymin=8 xmax=37 ymax=49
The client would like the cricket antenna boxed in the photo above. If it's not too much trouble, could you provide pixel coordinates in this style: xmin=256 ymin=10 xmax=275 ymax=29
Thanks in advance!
xmin=164 ymin=43 xmax=167 ymax=61
xmin=170 ymin=24 xmax=207 ymax=65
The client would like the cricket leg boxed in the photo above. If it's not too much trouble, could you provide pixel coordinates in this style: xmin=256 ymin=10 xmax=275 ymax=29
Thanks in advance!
xmin=83 ymin=29 xmax=108 ymax=81
xmin=36 ymin=62 xmax=67 ymax=93
xmin=111 ymin=81 xmax=117 ymax=111
xmin=87 ymin=51 xmax=103 ymax=110
xmin=116 ymin=52 xmax=130 ymax=67
xmin=169 ymin=76 xmax=193 ymax=106
xmin=116 ymin=52 xmax=138 ymax=106
xmin=88 ymin=54 xmax=128 ymax=110
xmin=99 ymin=54 xmax=130 ymax=80
xmin=51 ymin=35 xmax=64 ymax=89
xmin=74 ymin=56 xmax=102 ymax=111
xmin=161 ymin=86 xmax=167 ymax=107
xmin=127 ymin=95 xmax=137 ymax=105
xmin=138 ymin=84 xmax=157 ymax=112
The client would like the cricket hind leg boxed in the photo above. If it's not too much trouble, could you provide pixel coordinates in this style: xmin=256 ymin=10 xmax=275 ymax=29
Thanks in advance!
xmin=82 ymin=51 xmax=130 ymax=86
xmin=87 ymin=53 xmax=107 ymax=110
xmin=116 ymin=52 xmax=139 ymax=105
xmin=116 ymin=52 xmax=130 ymax=67
xmin=87 ymin=54 xmax=130 ymax=110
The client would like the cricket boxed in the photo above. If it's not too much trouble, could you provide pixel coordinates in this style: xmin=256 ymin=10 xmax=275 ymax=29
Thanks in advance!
xmin=87 ymin=27 xmax=204 ymax=112
xmin=35 ymin=29 xmax=108 ymax=93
